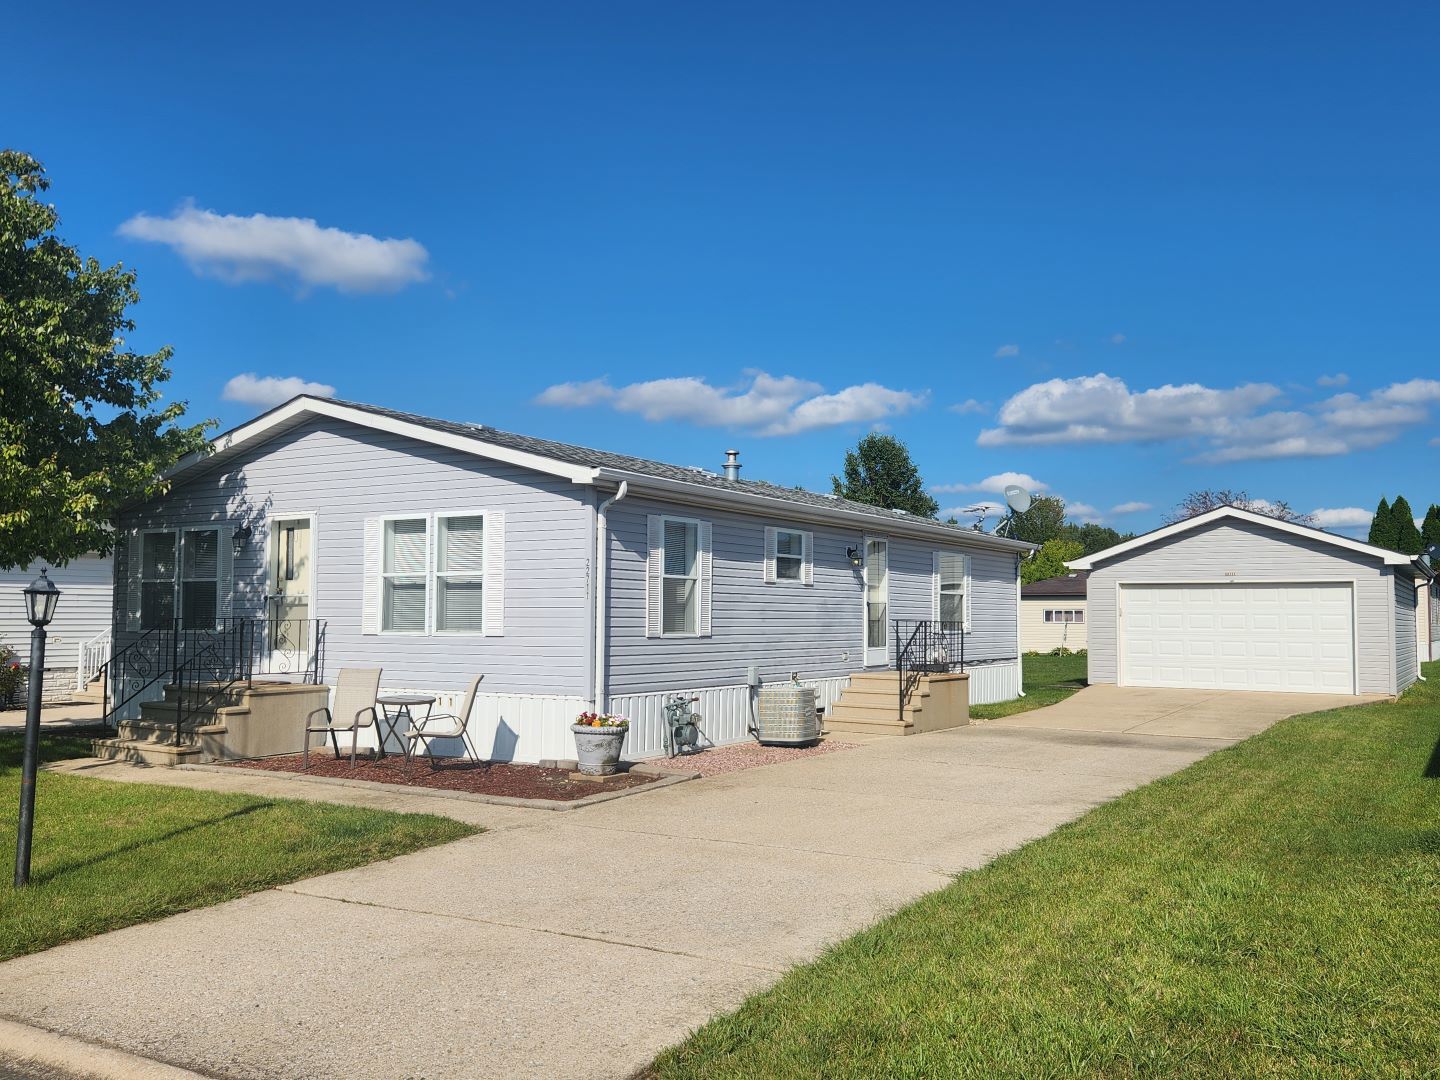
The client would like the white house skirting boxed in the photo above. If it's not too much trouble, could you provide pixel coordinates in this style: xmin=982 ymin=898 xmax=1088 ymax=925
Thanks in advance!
xmin=964 ymin=659 xmax=1021 ymax=705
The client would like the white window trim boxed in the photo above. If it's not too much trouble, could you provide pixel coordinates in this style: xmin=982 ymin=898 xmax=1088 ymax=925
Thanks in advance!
xmin=265 ymin=512 xmax=320 ymax=620
xmin=1044 ymin=608 xmax=1085 ymax=624
xmin=659 ymin=514 xmax=704 ymax=638
xmin=932 ymin=550 xmax=972 ymax=632
xmin=764 ymin=526 xmax=814 ymax=586
xmin=137 ymin=527 xmax=224 ymax=631
xmin=378 ymin=514 xmax=432 ymax=636
xmin=432 ymin=511 xmax=490 ymax=637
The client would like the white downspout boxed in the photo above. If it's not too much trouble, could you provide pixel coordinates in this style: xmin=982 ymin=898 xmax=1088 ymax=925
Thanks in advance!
xmin=593 ymin=481 xmax=629 ymax=711
xmin=1015 ymin=553 xmax=1026 ymax=697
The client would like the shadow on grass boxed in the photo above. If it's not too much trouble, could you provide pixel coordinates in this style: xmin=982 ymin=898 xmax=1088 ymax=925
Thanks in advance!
xmin=31 ymin=802 xmax=275 ymax=885
xmin=1425 ymin=733 xmax=1440 ymax=779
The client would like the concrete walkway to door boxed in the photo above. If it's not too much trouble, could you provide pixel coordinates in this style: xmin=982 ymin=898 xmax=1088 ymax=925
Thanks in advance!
xmin=0 ymin=721 xmax=1259 ymax=1080
xmin=992 ymin=683 xmax=1383 ymax=741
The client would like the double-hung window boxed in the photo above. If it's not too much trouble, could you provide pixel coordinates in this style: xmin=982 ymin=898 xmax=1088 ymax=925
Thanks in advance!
xmin=937 ymin=552 xmax=966 ymax=627
xmin=775 ymin=529 xmax=804 ymax=580
xmin=435 ymin=515 xmax=485 ymax=633
xmin=382 ymin=518 xmax=429 ymax=633
xmin=662 ymin=519 xmax=699 ymax=635
xmin=138 ymin=529 xmax=221 ymax=630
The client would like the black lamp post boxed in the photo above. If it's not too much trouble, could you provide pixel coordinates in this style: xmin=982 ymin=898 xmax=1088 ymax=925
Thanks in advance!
xmin=14 ymin=568 xmax=60 ymax=887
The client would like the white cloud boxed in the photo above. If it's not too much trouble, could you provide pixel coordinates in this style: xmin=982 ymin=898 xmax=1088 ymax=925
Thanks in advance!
xmin=948 ymin=398 xmax=989 ymax=415
xmin=1109 ymin=333 xmax=1127 ymax=345
xmin=980 ymin=372 xmax=1440 ymax=463
xmin=993 ymin=344 xmax=1020 ymax=358
xmin=1066 ymin=502 xmax=1104 ymax=523
xmin=534 ymin=371 xmax=927 ymax=436
xmin=1316 ymin=373 xmax=1349 ymax=387
xmin=222 ymin=373 xmax=336 ymax=408
xmin=1309 ymin=507 xmax=1373 ymax=528
xmin=1110 ymin=501 xmax=1152 ymax=514
xmin=118 ymin=201 xmax=429 ymax=293
xmin=932 ymin=472 xmax=1048 ymax=495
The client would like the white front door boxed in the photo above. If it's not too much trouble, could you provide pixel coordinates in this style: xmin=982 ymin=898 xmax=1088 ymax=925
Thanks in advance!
xmin=266 ymin=517 xmax=313 ymax=674
xmin=864 ymin=537 xmax=889 ymax=666
xmin=1120 ymin=582 xmax=1355 ymax=693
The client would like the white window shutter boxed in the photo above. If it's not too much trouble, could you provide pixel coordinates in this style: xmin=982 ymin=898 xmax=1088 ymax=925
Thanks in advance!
xmin=646 ymin=515 xmax=663 ymax=638
xmin=801 ymin=531 xmax=814 ymax=586
xmin=697 ymin=521 xmax=713 ymax=637
xmin=483 ymin=511 xmax=505 ymax=637
xmin=124 ymin=532 xmax=141 ymax=632
xmin=932 ymin=551 xmax=941 ymax=621
xmin=362 ymin=518 xmax=382 ymax=635
xmin=217 ymin=527 xmax=234 ymax=621
xmin=963 ymin=554 xmax=973 ymax=632
xmin=763 ymin=527 xmax=777 ymax=584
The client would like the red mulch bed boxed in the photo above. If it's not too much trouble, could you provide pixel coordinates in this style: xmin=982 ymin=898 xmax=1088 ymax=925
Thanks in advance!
xmin=225 ymin=753 xmax=659 ymax=801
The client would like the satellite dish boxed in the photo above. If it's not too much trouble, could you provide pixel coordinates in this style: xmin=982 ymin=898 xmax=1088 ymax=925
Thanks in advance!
xmin=1004 ymin=485 xmax=1032 ymax=514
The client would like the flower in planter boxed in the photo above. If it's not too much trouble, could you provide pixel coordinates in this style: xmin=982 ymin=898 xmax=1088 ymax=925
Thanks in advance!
xmin=574 ymin=711 xmax=629 ymax=728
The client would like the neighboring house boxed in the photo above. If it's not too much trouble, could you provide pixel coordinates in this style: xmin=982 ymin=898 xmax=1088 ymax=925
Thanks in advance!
xmin=0 ymin=556 xmax=113 ymax=703
xmin=1069 ymin=506 xmax=1434 ymax=696
xmin=1020 ymin=571 xmax=1088 ymax=652
xmin=1424 ymin=576 xmax=1439 ymax=662
xmin=105 ymin=396 xmax=1033 ymax=761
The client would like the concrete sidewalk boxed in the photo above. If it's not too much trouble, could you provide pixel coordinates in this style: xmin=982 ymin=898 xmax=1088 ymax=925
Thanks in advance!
xmin=0 ymin=723 xmax=1237 ymax=1080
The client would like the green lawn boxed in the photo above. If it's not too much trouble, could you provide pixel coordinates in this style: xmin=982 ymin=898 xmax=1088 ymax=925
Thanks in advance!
xmin=969 ymin=649 xmax=1088 ymax=721
xmin=651 ymin=662 xmax=1440 ymax=1079
xmin=0 ymin=729 xmax=475 ymax=961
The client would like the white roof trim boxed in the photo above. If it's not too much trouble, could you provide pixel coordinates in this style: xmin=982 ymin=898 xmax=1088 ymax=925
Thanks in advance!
xmin=1069 ymin=505 xmax=1419 ymax=569
xmin=168 ymin=397 xmax=601 ymax=485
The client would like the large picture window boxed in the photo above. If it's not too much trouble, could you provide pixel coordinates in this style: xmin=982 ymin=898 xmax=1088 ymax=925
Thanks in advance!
xmin=382 ymin=518 xmax=428 ymax=633
xmin=662 ymin=518 xmax=699 ymax=635
xmin=139 ymin=529 xmax=221 ymax=630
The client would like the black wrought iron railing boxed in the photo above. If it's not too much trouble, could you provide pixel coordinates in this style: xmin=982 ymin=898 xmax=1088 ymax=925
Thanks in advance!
xmin=893 ymin=619 xmax=965 ymax=720
xmin=101 ymin=618 xmax=326 ymax=744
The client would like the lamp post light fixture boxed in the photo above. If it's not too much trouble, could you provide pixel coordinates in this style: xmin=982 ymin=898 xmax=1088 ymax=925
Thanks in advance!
xmin=14 ymin=568 xmax=60 ymax=888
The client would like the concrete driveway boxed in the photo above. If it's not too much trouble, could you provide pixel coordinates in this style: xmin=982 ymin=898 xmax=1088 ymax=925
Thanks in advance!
xmin=992 ymin=683 xmax=1382 ymax=741
xmin=0 ymin=722 xmax=1247 ymax=1080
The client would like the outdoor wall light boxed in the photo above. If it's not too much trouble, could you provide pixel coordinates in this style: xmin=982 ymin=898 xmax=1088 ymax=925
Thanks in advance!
xmin=232 ymin=524 xmax=253 ymax=557
xmin=846 ymin=545 xmax=863 ymax=567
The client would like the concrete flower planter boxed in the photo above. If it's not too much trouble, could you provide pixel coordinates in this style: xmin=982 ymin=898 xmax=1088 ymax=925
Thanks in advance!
xmin=571 ymin=723 xmax=628 ymax=775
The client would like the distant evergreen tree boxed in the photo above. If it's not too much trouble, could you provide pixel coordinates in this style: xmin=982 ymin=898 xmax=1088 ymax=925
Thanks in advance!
xmin=1421 ymin=504 xmax=1440 ymax=553
xmin=1368 ymin=497 xmax=1396 ymax=549
xmin=1390 ymin=495 xmax=1424 ymax=555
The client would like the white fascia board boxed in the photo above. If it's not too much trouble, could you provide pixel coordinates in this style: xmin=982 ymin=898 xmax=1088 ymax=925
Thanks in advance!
xmin=166 ymin=397 xmax=601 ymax=486
xmin=591 ymin=468 xmax=1037 ymax=554
xmin=1069 ymin=505 xmax=1416 ymax=570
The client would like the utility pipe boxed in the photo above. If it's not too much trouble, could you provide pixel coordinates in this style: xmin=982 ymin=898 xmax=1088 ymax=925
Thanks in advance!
xmin=592 ymin=481 xmax=629 ymax=712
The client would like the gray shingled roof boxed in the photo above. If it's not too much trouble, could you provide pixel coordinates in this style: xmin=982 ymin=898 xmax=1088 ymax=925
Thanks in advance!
xmin=1021 ymin=571 xmax=1089 ymax=598
xmin=332 ymin=398 xmax=1019 ymax=543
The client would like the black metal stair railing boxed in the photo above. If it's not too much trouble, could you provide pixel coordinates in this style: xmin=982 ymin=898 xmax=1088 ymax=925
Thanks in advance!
xmin=892 ymin=619 xmax=966 ymax=721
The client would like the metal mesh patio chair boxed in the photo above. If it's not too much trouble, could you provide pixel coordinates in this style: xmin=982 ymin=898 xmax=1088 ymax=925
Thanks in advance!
xmin=404 ymin=674 xmax=484 ymax=768
xmin=304 ymin=667 xmax=382 ymax=767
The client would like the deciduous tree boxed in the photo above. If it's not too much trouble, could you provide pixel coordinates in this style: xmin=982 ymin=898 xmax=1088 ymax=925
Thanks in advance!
xmin=1022 ymin=537 xmax=1084 ymax=585
xmin=0 ymin=151 xmax=210 ymax=569
xmin=831 ymin=433 xmax=939 ymax=518
xmin=1164 ymin=489 xmax=1312 ymax=525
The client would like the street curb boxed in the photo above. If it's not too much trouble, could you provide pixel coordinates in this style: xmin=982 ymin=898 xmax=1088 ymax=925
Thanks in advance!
xmin=173 ymin=761 xmax=699 ymax=811
xmin=0 ymin=1017 xmax=213 ymax=1079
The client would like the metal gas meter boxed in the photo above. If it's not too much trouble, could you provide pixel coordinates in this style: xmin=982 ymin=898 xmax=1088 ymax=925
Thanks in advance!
xmin=663 ymin=694 xmax=704 ymax=756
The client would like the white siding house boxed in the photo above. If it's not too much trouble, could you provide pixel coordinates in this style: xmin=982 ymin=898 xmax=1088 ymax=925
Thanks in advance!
xmin=0 ymin=555 xmax=112 ymax=703
xmin=1070 ymin=507 xmax=1433 ymax=697
xmin=106 ymin=396 xmax=1032 ymax=761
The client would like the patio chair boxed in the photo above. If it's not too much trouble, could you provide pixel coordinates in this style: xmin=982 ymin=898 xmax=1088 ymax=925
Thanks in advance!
xmin=404 ymin=674 xmax=484 ymax=768
xmin=304 ymin=667 xmax=382 ymax=768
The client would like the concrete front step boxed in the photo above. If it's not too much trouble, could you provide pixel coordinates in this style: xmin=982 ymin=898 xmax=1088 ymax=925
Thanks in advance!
xmin=117 ymin=719 xmax=228 ymax=747
xmin=91 ymin=738 xmax=206 ymax=766
xmin=824 ymin=715 xmax=916 ymax=736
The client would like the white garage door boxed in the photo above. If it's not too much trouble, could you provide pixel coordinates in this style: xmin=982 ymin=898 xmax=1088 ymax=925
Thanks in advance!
xmin=1120 ymin=583 xmax=1354 ymax=693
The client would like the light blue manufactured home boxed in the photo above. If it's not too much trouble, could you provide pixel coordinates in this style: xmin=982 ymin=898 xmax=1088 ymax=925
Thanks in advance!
xmin=107 ymin=397 xmax=1032 ymax=762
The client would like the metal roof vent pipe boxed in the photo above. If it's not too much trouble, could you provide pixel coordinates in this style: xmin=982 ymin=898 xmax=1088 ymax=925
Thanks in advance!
xmin=723 ymin=449 xmax=742 ymax=481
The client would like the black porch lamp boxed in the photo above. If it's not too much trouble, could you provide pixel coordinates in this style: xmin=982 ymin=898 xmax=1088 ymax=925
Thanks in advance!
xmin=14 ymin=568 xmax=60 ymax=887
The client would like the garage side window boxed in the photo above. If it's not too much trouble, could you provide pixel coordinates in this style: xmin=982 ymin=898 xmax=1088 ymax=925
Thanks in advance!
xmin=1044 ymin=609 xmax=1084 ymax=624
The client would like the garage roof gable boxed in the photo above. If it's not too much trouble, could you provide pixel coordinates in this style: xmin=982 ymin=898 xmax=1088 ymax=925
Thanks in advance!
xmin=1069 ymin=505 xmax=1427 ymax=573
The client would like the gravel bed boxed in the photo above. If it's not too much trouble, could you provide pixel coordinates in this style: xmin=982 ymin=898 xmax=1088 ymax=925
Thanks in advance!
xmin=226 ymin=754 xmax=659 ymax=801
xmin=678 ymin=738 xmax=857 ymax=777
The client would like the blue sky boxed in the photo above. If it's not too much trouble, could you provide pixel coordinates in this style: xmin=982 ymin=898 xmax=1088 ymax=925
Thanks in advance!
xmin=13 ymin=2 xmax=1438 ymax=534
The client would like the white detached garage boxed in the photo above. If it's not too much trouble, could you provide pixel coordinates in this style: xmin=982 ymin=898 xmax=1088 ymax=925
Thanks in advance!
xmin=1070 ymin=506 xmax=1433 ymax=697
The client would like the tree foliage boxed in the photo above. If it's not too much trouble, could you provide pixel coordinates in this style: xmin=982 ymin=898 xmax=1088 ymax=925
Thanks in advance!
xmin=1058 ymin=521 xmax=1131 ymax=556
xmin=1368 ymin=497 xmax=1395 ymax=549
xmin=831 ymin=433 xmax=939 ymax=518
xmin=1007 ymin=495 xmax=1066 ymax=545
xmin=1021 ymin=537 xmax=1084 ymax=585
xmin=1164 ymin=489 xmax=1312 ymax=525
xmin=0 ymin=151 xmax=210 ymax=570
xmin=1422 ymin=504 xmax=1440 ymax=553
xmin=1389 ymin=496 xmax=1424 ymax=555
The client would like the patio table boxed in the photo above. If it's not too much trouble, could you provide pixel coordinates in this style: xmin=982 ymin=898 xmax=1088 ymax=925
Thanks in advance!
xmin=375 ymin=694 xmax=435 ymax=759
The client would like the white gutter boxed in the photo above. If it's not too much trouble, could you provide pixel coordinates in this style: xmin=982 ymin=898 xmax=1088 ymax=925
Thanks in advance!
xmin=592 ymin=481 xmax=629 ymax=711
